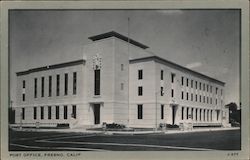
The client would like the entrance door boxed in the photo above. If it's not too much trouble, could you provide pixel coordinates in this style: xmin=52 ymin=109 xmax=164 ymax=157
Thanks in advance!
xmin=93 ymin=104 xmax=100 ymax=124
xmin=172 ymin=105 xmax=176 ymax=125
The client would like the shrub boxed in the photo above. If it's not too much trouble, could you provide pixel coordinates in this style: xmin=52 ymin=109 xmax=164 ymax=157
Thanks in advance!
xmin=106 ymin=123 xmax=125 ymax=129
xmin=57 ymin=123 xmax=69 ymax=128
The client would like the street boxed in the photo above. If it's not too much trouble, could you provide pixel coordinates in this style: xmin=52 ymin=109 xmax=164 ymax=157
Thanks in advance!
xmin=9 ymin=129 xmax=240 ymax=151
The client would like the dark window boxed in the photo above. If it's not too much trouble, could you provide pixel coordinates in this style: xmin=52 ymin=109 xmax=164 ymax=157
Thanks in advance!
xmin=49 ymin=76 xmax=52 ymax=97
xmin=138 ymin=70 xmax=143 ymax=80
xmin=207 ymin=97 xmax=209 ymax=104
xmin=161 ymin=87 xmax=164 ymax=96
xmin=64 ymin=73 xmax=68 ymax=95
xmin=221 ymin=89 xmax=223 ymax=96
xmin=34 ymin=78 xmax=37 ymax=98
xmin=64 ymin=105 xmax=67 ymax=119
xmin=33 ymin=107 xmax=37 ymax=120
xmin=200 ymin=95 xmax=202 ymax=102
xmin=22 ymin=108 xmax=25 ymax=120
xmin=181 ymin=107 xmax=184 ymax=120
xmin=191 ymin=80 xmax=193 ymax=88
xmin=56 ymin=75 xmax=60 ymax=96
xmin=171 ymin=73 xmax=175 ymax=83
xmin=41 ymin=106 xmax=44 ymax=119
xmin=73 ymin=70 xmax=77 ymax=95
xmin=121 ymin=64 xmax=124 ymax=71
xmin=161 ymin=105 xmax=164 ymax=119
xmin=210 ymin=110 xmax=213 ymax=121
xmin=191 ymin=108 xmax=194 ymax=119
xmin=181 ymin=77 xmax=184 ymax=85
xmin=171 ymin=89 xmax=174 ymax=97
xmin=22 ymin=94 xmax=25 ymax=101
xmin=200 ymin=109 xmax=202 ymax=121
xmin=94 ymin=70 xmax=100 ymax=95
xmin=216 ymin=99 xmax=218 ymax=105
xmin=181 ymin=91 xmax=184 ymax=99
xmin=216 ymin=87 xmax=218 ymax=94
xmin=72 ymin=105 xmax=76 ymax=119
xmin=137 ymin=104 xmax=143 ymax=119
xmin=56 ymin=106 xmax=59 ymax=119
xmin=22 ymin=80 xmax=25 ymax=88
xmin=195 ymin=109 xmax=198 ymax=121
xmin=203 ymin=96 xmax=205 ymax=103
xmin=41 ymin=77 xmax=44 ymax=97
xmin=161 ymin=70 xmax=164 ymax=80
xmin=191 ymin=94 xmax=193 ymax=101
xmin=138 ymin=86 xmax=143 ymax=96
xmin=121 ymin=83 xmax=124 ymax=90
xmin=186 ymin=107 xmax=189 ymax=119
xmin=203 ymin=84 xmax=205 ymax=91
xmin=210 ymin=86 xmax=212 ymax=93
xmin=195 ymin=81 xmax=197 ymax=89
xmin=207 ymin=110 xmax=209 ymax=121
xmin=186 ymin=92 xmax=189 ymax=100
xmin=186 ymin=78 xmax=189 ymax=87
xmin=195 ymin=94 xmax=197 ymax=102
xmin=48 ymin=106 xmax=51 ymax=119
xmin=210 ymin=98 xmax=212 ymax=104
xmin=204 ymin=110 xmax=206 ymax=121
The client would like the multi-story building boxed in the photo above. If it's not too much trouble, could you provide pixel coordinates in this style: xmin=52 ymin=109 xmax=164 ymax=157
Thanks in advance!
xmin=13 ymin=31 xmax=230 ymax=129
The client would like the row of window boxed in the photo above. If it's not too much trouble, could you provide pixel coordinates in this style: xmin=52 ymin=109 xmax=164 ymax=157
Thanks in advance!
xmin=22 ymin=72 xmax=77 ymax=101
xmin=21 ymin=105 xmax=77 ymax=120
xmin=181 ymin=92 xmax=223 ymax=105
xmin=181 ymin=107 xmax=220 ymax=122
xmin=138 ymin=69 xmax=175 ymax=83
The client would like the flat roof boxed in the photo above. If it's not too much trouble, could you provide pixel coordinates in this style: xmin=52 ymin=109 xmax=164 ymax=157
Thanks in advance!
xmin=88 ymin=31 xmax=149 ymax=49
xmin=130 ymin=56 xmax=225 ymax=85
xmin=16 ymin=59 xmax=85 ymax=76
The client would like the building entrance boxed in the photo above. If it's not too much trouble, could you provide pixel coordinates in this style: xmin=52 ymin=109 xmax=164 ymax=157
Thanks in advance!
xmin=93 ymin=104 xmax=100 ymax=124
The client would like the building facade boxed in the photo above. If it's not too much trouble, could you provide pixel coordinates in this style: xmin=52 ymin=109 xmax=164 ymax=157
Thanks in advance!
xmin=13 ymin=31 xmax=230 ymax=128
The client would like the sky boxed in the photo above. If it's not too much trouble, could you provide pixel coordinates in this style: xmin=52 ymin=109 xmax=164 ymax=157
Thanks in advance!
xmin=9 ymin=10 xmax=240 ymax=106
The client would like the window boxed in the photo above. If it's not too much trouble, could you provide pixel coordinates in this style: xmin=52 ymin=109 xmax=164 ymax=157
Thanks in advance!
xmin=121 ymin=64 xmax=124 ymax=71
xmin=186 ymin=78 xmax=189 ymax=87
xmin=56 ymin=106 xmax=59 ymax=119
xmin=216 ymin=87 xmax=218 ymax=94
xmin=186 ymin=107 xmax=189 ymax=119
xmin=203 ymin=84 xmax=205 ymax=91
xmin=199 ymin=82 xmax=202 ymax=90
xmin=33 ymin=107 xmax=37 ymax=120
xmin=137 ymin=104 xmax=143 ymax=119
xmin=72 ymin=105 xmax=76 ymax=119
xmin=34 ymin=78 xmax=37 ymax=98
xmin=207 ymin=97 xmax=209 ymax=104
xmin=161 ymin=70 xmax=164 ymax=80
xmin=195 ymin=81 xmax=197 ymax=89
xmin=210 ymin=110 xmax=213 ymax=121
xmin=41 ymin=106 xmax=44 ymax=120
xmin=204 ymin=110 xmax=206 ymax=121
xmin=64 ymin=105 xmax=67 ymax=119
xmin=161 ymin=105 xmax=164 ymax=119
xmin=22 ymin=108 xmax=25 ymax=120
xmin=210 ymin=97 xmax=212 ymax=104
xmin=221 ymin=89 xmax=223 ymax=96
xmin=210 ymin=86 xmax=212 ymax=93
xmin=186 ymin=92 xmax=189 ymax=100
xmin=207 ymin=84 xmax=209 ymax=92
xmin=22 ymin=93 xmax=25 ymax=101
xmin=121 ymin=83 xmax=124 ymax=90
xmin=181 ymin=77 xmax=184 ymax=85
xmin=171 ymin=89 xmax=174 ymax=97
xmin=191 ymin=94 xmax=193 ymax=101
xmin=191 ymin=80 xmax=193 ymax=88
xmin=138 ymin=70 xmax=143 ymax=80
xmin=195 ymin=109 xmax=198 ymax=121
xmin=94 ymin=70 xmax=100 ymax=95
xmin=216 ymin=98 xmax=218 ymax=105
xmin=41 ymin=77 xmax=44 ymax=97
xmin=203 ymin=96 xmax=205 ymax=103
xmin=181 ymin=107 xmax=184 ymax=120
xmin=191 ymin=108 xmax=194 ymax=119
xmin=73 ymin=72 xmax=77 ymax=95
xmin=138 ymin=86 xmax=143 ymax=96
xmin=48 ymin=106 xmax=51 ymax=119
xmin=56 ymin=75 xmax=60 ymax=96
xmin=49 ymin=76 xmax=52 ymax=97
xmin=200 ymin=109 xmax=202 ymax=121
xmin=64 ymin=73 xmax=68 ymax=95
xmin=171 ymin=73 xmax=175 ymax=83
xmin=200 ymin=95 xmax=202 ymax=102
xmin=22 ymin=80 xmax=25 ymax=88
xmin=22 ymin=81 xmax=26 ymax=101
xmin=195 ymin=94 xmax=197 ymax=102
xmin=161 ymin=87 xmax=164 ymax=96
xmin=181 ymin=91 xmax=184 ymax=99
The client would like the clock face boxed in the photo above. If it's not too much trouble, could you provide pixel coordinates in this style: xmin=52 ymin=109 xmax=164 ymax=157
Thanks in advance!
xmin=92 ymin=54 xmax=102 ymax=70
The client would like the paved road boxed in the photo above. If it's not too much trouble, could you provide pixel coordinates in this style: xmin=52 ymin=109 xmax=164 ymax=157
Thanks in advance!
xmin=9 ymin=129 xmax=240 ymax=151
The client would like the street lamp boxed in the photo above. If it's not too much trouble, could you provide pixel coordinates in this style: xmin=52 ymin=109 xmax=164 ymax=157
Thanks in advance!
xmin=155 ymin=88 xmax=164 ymax=131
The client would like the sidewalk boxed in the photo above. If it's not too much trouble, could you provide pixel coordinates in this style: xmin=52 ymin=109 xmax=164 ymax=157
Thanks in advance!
xmin=12 ymin=127 xmax=240 ymax=135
